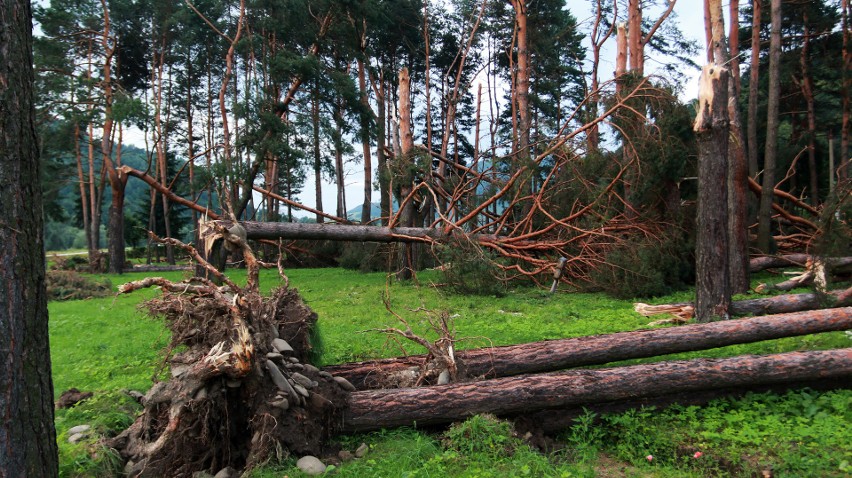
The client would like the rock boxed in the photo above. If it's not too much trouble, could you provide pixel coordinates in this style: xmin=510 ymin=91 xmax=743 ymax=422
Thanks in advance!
xmin=338 ymin=450 xmax=354 ymax=461
xmin=170 ymin=364 xmax=190 ymax=377
xmin=271 ymin=398 xmax=289 ymax=411
xmin=292 ymin=383 xmax=310 ymax=398
xmin=333 ymin=376 xmax=356 ymax=392
xmin=296 ymin=456 xmax=326 ymax=475
xmin=266 ymin=352 xmax=284 ymax=360
xmin=437 ymin=370 xmax=451 ymax=385
xmin=318 ymin=371 xmax=333 ymax=380
xmin=225 ymin=379 xmax=241 ymax=388
xmin=68 ymin=433 xmax=87 ymax=444
xmin=355 ymin=443 xmax=369 ymax=458
xmin=271 ymin=338 xmax=294 ymax=354
xmin=270 ymin=325 xmax=279 ymax=339
xmin=302 ymin=363 xmax=320 ymax=374
xmin=288 ymin=356 xmax=300 ymax=363
xmin=55 ymin=388 xmax=93 ymax=409
xmin=266 ymin=360 xmax=290 ymax=392
xmin=285 ymin=363 xmax=304 ymax=371
xmin=67 ymin=424 xmax=91 ymax=435
xmin=191 ymin=472 xmax=214 ymax=478
xmin=213 ymin=466 xmax=237 ymax=478
xmin=194 ymin=387 xmax=208 ymax=400
xmin=290 ymin=372 xmax=315 ymax=389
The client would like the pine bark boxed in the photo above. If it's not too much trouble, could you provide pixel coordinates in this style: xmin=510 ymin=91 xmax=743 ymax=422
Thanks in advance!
xmin=0 ymin=0 xmax=59 ymax=472
xmin=397 ymin=68 xmax=415 ymax=280
xmin=758 ymin=0 xmax=782 ymax=252
xmin=327 ymin=307 xmax=852 ymax=390
xmin=747 ymin=0 xmax=761 ymax=180
xmin=343 ymin=349 xmax=852 ymax=431
xmin=694 ymin=64 xmax=732 ymax=322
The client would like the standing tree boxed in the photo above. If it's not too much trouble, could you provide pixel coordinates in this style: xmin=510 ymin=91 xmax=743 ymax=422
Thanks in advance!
xmin=757 ymin=0 xmax=782 ymax=252
xmin=0 ymin=0 xmax=59 ymax=473
xmin=694 ymin=0 xmax=731 ymax=322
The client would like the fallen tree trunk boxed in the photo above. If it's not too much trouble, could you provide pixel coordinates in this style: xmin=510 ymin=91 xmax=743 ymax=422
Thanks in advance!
xmin=517 ymin=375 xmax=852 ymax=435
xmin=326 ymin=307 xmax=852 ymax=389
xmin=343 ymin=348 xmax=852 ymax=431
xmin=750 ymin=254 xmax=811 ymax=271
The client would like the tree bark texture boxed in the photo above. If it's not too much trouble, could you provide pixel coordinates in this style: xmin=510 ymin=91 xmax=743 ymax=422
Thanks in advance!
xmin=694 ymin=64 xmax=731 ymax=322
xmin=758 ymin=0 xmax=782 ymax=252
xmin=747 ymin=0 xmax=761 ymax=180
xmin=0 ymin=0 xmax=59 ymax=473
xmin=327 ymin=307 xmax=852 ymax=390
xmin=343 ymin=349 xmax=852 ymax=431
xmin=397 ymin=68 xmax=415 ymax=280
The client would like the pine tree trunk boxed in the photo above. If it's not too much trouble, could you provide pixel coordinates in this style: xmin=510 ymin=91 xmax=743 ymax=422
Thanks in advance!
xmin=0 ymin=0 xmax=59 ymax=471
xmin=802 ymin=14 xmax=819 ymax=205
xmin=397 ymin=68 xmax=415 ymax=280
xmin=747 ymin=0 xmax=761 ymax=180
xmin=327 ymin=307 xmax=852 ymax=390
xmin=758 ymin=0 xmax=782 ymax=252
xmin=358 ymin=59 xmax=372 ymax=224
xmin=312 ymin=83 xmax=324 ymax=224
xmin=343 ymin=349 xmax=852 ymax=432
xmin=694 ymin=63 xmax=732 ymax=322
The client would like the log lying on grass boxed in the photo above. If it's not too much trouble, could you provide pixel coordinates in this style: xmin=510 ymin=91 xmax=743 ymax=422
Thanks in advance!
xmin=326 ymin=307 xmax=852 ymax=389
xmin=749 ymin=254 xmax=852 ymax=272
xmin=343 ymin=349 xmax=852 ymax=432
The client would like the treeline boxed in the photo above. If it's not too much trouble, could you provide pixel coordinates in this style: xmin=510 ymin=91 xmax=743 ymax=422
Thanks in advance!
xmin=32 ymin=0 xmax=850 ymax=284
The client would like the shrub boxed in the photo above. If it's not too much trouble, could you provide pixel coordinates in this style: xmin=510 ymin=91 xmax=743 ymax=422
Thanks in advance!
xmin=436 ymin=240 xmax=508 ymax=296
xmin=46 ymin=270 xmax=112 ymax=301
xmin=590 ymin=231 xmax=694 ymax=299
xmin=339 ymin=243 xmax=394 ymax=272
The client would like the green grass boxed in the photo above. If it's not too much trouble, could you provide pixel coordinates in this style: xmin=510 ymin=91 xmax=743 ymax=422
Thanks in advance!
xmin=48 ymin=267 xmax=852 ymax=477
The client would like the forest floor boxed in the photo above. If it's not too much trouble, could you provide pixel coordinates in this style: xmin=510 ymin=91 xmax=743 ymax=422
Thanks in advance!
xmin=49 ymin=267 xmax=851 ymax=477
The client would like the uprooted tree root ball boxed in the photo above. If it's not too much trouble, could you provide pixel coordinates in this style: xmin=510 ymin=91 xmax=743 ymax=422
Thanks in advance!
xmin=106 ymin=224 xmax=353 ymax=477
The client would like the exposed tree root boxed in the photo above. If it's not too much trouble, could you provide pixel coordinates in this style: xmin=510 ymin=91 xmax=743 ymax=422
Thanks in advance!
xmin=107 ymin=230 xmax=351 ymax=477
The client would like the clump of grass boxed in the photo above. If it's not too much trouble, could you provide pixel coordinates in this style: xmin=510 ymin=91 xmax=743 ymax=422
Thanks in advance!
xmin=46 ymin=270 xmax=112 ymax=301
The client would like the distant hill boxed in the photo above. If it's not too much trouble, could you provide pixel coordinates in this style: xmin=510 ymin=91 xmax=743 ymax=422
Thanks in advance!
xmin=346 ymin=203 xmax=384 ymax=222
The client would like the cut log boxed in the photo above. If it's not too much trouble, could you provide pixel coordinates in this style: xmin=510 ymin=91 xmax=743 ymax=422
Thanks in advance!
xmin=326 ymin=307 xmax=852 ymax=390
xmin=750 ymin=254 xmax=811 ymax=272
xmin=343 ymin=349 xmax=852 ymax=431
xmin=637 ymin=288 xmax=852 ymax=319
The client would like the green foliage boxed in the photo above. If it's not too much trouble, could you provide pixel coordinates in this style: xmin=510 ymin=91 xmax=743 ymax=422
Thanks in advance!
xmin=443 ymin=414 xmax=517 ymax=458
xmin=436 ymin=240 xmax=509 ymax=297
xmin=590 ymin=231 xmax=695 ymax=299
xmin=46 ymin=270 xmax=112 ymax=301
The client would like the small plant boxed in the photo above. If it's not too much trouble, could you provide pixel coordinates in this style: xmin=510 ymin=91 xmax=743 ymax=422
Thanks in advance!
xmin=443 ymin=414 xmax=518 ymax=458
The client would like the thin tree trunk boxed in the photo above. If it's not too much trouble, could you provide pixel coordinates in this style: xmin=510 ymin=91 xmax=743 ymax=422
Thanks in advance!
xmin=74 ymin=123 xmax=92 ymax=254
xmin=511 ymin=0 xmax=531 ymax=165
xmin=0 ymin=0 xmax=59 ymax=470
xmin=747 ymin=0 xmax=761 ymax=180
xmin=801 ymin=13 xmax=818 ymax=205
xmin=628 ymin=0 xmax=642 ymax=73
xmin=842 ymin=0 xmax=850 ymax=180
xmin=312 ymin=83 xmax=324 ymax=224
xmin=758 ymin=0 xmax=782 ymax=253
xmin=397 ymin=67 xmax=415 ymax=280
xmin=358 ymin=58 xmax=372 ymax=224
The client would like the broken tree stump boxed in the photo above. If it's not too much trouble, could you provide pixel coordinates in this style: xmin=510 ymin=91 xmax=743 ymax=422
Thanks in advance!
xmin=343 ymin=349 xmax=852 ymax=431
xmin=325 ymin=307 xmax=852 ymax=390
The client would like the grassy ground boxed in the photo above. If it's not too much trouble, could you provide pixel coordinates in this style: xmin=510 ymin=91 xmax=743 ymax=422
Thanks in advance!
xmin=49 ymin=267 xmax=851 ymax=477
